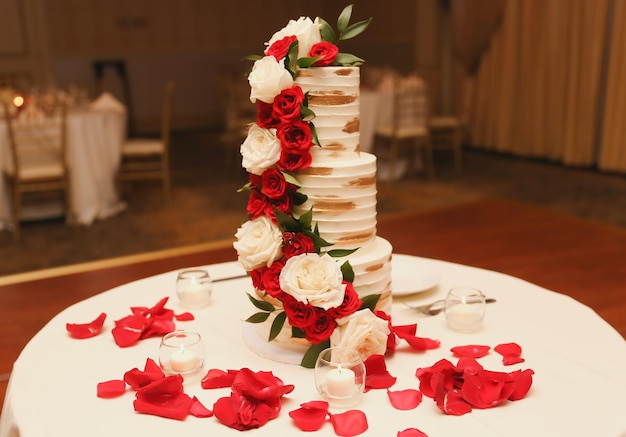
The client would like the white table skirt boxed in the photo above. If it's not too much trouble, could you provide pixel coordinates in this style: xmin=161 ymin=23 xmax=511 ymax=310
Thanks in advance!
xmin=0 ymin=108 xmax=127 ymax=230
xmin=1 ymin=256 xmax=625 ymax=437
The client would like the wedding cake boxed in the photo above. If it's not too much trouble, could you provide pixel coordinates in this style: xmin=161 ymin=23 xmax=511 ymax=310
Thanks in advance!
xmin=234 ymin=6 xmax=393 ymax=366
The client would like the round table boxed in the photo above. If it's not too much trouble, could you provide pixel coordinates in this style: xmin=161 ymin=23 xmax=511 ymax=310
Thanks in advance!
xmin=1 ymin=256 xmax=625 ymax=436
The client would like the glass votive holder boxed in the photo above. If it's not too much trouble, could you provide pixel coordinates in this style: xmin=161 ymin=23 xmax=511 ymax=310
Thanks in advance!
xmin=314 ymin=347 xmax=366 ymax=408
xmin=444 ymin=287 xmax=487 ymax=332
xmin=176 ymin=269 xmax=212 ymax=309
xmin=159 ymin=330 xmax=206 ymax=376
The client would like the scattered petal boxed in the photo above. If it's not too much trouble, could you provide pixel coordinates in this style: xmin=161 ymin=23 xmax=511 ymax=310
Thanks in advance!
xmin=133 ymin=392 xmax=193 ymax=420
xmin=450 ymin=345 xmax=490 ymax=358
xmin=494 ymin=342 xmax=525 ymax=365
xmin=96 ymin=379 xmax=126 ymax=398
xmin=124 ymin=358 xmax=165 ymax=390
xmin=189 ymin=396 xmax=213 ymax=418
xmin=394 ymin=329 xmax=440 ymax=351
xmin=175 ymin=312 xmax=194 ymax=321
xmin=387 ymin=388 xmax=423 ymax=410
xmin=507 ymin=369 xmax=535 ymax=401
xmin=66 ymin=312 xmax=107 ymax=339
xmin=289 ymin=401 xmax=329 ymax=431
xmin=201 ymin=368 xmax=240 ymax=389
xmin=364 ymin=355 xmax=397 ymax=391
xmin=398 ymin=428 xmax=429 ymax=437
xmin=437 ymin=390 xmax=472 ymax=416
xmin=329 ymin=410 xmax=368 ymax=437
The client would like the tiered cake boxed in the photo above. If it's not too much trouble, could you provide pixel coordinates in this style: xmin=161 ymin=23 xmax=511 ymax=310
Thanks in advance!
xmin=234 ymin=8 xmax=393 ymax=366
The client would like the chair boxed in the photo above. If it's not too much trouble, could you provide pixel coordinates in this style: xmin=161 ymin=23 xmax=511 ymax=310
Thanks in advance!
xmin=118 ymin=80 xmax=174 ymax=199
xmin=373 ymin=73 xmax=434 ymax=182
xmin=2 ymin=101 xmax=73 ymax=241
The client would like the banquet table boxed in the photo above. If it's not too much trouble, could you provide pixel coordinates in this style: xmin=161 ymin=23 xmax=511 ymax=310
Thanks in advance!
xmin=0 ymin=106 xmax=127 ymax=230
xmin=1 ymin=253 xmax=625 ymax=437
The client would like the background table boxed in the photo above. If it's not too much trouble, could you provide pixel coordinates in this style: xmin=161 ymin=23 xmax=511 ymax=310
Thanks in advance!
xmin=0 ymin=107 xmax=127 ymax=230
xmin=1 ymin=254 xmax=625 ymax=436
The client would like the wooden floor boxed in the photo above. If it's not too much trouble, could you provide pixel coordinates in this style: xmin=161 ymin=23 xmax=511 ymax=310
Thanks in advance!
xmin=1 ymin=198 xmax=625 ymax=413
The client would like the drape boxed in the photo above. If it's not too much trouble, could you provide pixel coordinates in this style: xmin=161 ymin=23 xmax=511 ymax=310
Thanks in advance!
xmin=470 ymin=0 xmax=614 ymax=168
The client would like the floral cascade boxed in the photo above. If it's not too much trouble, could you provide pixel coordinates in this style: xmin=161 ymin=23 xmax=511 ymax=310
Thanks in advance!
xmin=233 ymin=5 xmax=394 ymax=368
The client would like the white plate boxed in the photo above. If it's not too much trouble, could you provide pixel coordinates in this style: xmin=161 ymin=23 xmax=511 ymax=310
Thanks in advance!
xmin=391 ymin=254 xmax=440 ymax=296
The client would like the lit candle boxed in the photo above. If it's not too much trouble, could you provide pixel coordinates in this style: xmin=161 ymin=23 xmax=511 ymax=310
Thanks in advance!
xmin=448 ymin=297 xmax=481 ymax=330
xmin=181 ymin=280 xmax=211 ymax=308
xmin=169 ymin=347 xmax=198 ymax=373
xmin=326 ymin=366 xmax=356 ymax=398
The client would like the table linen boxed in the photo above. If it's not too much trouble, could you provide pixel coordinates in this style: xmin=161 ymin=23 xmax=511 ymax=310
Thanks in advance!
xmin=0 ymin=106 xmax=127 ymax=230
xmin=1 ymin=256 xmax=625 ymax=436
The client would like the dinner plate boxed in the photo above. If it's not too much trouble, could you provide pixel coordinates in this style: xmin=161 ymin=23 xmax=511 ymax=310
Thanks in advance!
xmin=391 ymin=254 xmax=440 ymax=296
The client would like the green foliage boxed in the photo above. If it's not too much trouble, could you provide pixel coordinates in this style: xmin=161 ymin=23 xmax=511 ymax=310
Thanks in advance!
xmin=340 ymin=260 xmax=355 ymax=283
xmin=245 ymin=312 xmax=271 ymax=323
xmin=300 ymin=339 xmax=330 ymax=368
xmin=360 ymin=294 xmax=381 ymax=311
xmin=246 ymin=293 xmax=276 ymax=312
xmin=269 ymin=311 xmax=287 ymax=341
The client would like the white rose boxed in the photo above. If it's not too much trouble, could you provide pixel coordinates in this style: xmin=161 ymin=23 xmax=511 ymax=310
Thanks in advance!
xmin=330 ymin=309 xmax=390 ymax=360
xmin=234 ymin=216 xmax=283 ymax=271
xmin=266 ymin=16 xmax=322 ymax=59
xmin=240 ymin=124 xmax=281 ymax=175
xmin=248 ymin=56 xmax=293 ymax=104
xmin=279 ymin=253 xmax=346 ymax=309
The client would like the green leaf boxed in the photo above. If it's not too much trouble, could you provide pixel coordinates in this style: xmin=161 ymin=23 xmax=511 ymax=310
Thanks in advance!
xmin=276 ymin=208 xmax=300 ymax=232
xmin=281 ymin=171 xmax=301 ymax=187
xmin=340 ymin=261 xmax=355 ymax=283
xmin=334 ymin=53 xmax=365 ymax=67
xmin=360 ymin=294 xmax=381 ymax=311
xmin=327 ymin=248 xmax=359 ymax=258
xmin=298 ymin=208 xmax=313 ymax=229
xmin=291 ymin=326 xmax=305 ymax=338
xmin=292 ymin=191 xmax=308 ymax=206
xmin=236 ymin=182 xmax=252 ymax=193
xmin=298 ymin=56 xmax=322 ymax=68
xmin=300 ymin=339 xmax=330 ymax=368
xmin=310 ymin=122 xmax=321 ymax=147
xmin=269 ymin=311 xmax=287 ymax=341
xmin=300 ymin=105 xmax=316 ymax=121
xmin=245 ymin=311 xmax=271 ymax=323
xmin=246 ymin=293 xmax=275 ymax=312
xmin=318 ymin=17 xmax=337 ymax=43
xmin=286 ymin=41 xmax=300 ymax=78
xmin=337 ymin=4 xmax=353 ymax=34
xmin=340 ymin=19 xmax=372 ymax=41
xmin=242 ymin=54 xmax=263 ymax=62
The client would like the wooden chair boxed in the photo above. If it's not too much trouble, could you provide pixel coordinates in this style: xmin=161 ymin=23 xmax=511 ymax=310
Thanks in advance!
xmin=373 ymin=73 xmax=434 ymax=182
xmin=118 ymin=80 xmax=174 ymax=199
xmin=2 ymin=102 xmax=73 ymax=241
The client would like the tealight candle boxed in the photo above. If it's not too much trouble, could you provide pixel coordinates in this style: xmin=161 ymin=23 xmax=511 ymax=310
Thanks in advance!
xmin=326 ymin=366 xmax=356 ymax=398
xmin=444 ymin=288 xmax=486 ymax=332
xmin=169 ymin=347 xmax=199 ymax=373
xmin=176 ymin=269 xmax=212 ymax=309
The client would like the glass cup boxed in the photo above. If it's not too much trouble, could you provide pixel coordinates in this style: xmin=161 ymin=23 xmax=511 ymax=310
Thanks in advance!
xmin=314 ymin=347 xmax=366 ymax=408
xmin=159 ymin=330 xmax=206 ymax=376
xmin=176 ymin=269 xmax=212 ymax=309
xmin=444 ymin=287 xmax=487 ymax=332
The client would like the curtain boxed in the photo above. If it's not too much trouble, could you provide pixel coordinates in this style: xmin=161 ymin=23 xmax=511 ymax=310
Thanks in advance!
xmin=470 ymin=0 xmax=611 ymax=167
xmin=598 ymin=0 xmax=626 ymax=172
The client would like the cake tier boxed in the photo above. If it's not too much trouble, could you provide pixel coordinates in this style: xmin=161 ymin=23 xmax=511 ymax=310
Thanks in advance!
xmin=295 ymin=67 xmax=360 ymax=161
xmin=294 ymin=153 xmax=377 ymax=249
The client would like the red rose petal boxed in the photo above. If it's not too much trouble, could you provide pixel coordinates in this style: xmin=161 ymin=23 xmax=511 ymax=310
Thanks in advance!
xmin=329 ymin=410 xmax=368 ymax=437
xmin=436 ymin=390 xmax=472 ymax=416
xmin=201 ymin=368 xmax=240 ymax=389
xmin=289 ymin=401 xmax=329 ymax=431
xmin=394 ymin=329 xmax=441 ymax=351
xmin=494 ymin=342 xmax=525 ymax=365
xmin=450 ymin=345 xmax=490 ymax=358
xmin=507 ymin=369 xmax=535 ymax=400
xmin=175 ymin=312 xmax=194 ymax=321
xmin=364 ymin=355 xmax=397 ymax=391
xmin=398 ymin=428 xmax=429 ymax=437
xmin=133 ymin=392 xmax=193 ymax=420
xmin=66 ymin=312 xmax=107 ymax=339
xmin=391 ymin=324 xmax=417 ymax=336
xmin=111 ymin=324 xmax=143 ymax=347
xmin=96 ymin=379 xmax=126 ymax=398
xmin=461 ymin=371 xmax=510 ymax=409
xmin=189 ymin=396 xmax=213 ymax=418
xmin=124 ymin=358 xmax=165 ymax=390
xmin=387 ymin=388 xmax=423 ymax=410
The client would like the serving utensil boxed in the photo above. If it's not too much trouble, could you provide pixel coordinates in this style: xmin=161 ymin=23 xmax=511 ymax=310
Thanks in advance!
xmin=403 ymin=297 xmax=497 ymax=316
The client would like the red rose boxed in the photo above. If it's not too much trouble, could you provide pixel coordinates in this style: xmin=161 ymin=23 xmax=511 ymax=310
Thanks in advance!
xmin=278 ymin=150 xmax=312 ymax=172
xmin=276 ymin=120 xmax=313 ymax=152
xmin=269 ymin=192 xmax=293 ymax=217
xmin=266 ymin=35 xmax=297 ymax=60
xmin=283 ymin=295 xmax=317 ymax=329
xmin=262 ymin=260 xmax=286 ymax=299
xmin=303 ymin=308 xmax=337 ymax=344
xmin=272 ymin=86 xmax=304 ymax=123
xmin=257 ymin=101 xmax=279 ymax=128
xmin=261 ymin=168 xmax=287 ymax=199
xmin=374 ymin=310 xmax=397 ymax=354
xmin=283 ymin=233 xmax=315 ymax=258
xmin=327 ymin=282 xmax=362 ymax=319
xmin=309 ymin=41 xmax=339 ymax=67
xmin=250 ymin=267 xmax=266 ymax=290
xmin=248 ymin=173 xmax=262 ymax=189
xmin=246 ymin=190 xmax=270 ymax=219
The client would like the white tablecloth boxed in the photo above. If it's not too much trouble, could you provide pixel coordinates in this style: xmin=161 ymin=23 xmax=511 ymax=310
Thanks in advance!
xmin=1 ymin=256 xmax=625 ymax=437
xmin=0 ymin=107 xmax=127 ymax=230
